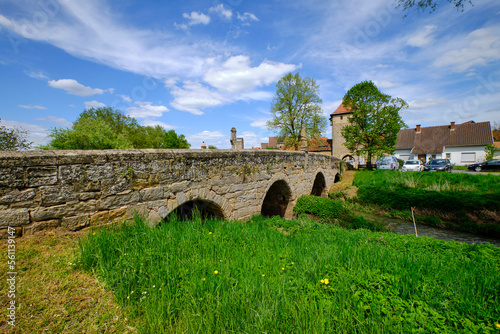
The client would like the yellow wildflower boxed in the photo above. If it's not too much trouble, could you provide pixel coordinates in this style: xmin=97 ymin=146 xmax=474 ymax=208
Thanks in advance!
xmin=209 ymin=232 xmax=212 ymax=235
xmin=291 ymin=262 xmax=294 ymax=265
xmin=324 ymin=278 xmax=329 ymax=285
xmin=202 ymin=278 xmax=206 ymax=281
xmin=320 ymin=279 xmax=325 ymax=284
xmin=262 ymin=274 xmax=265 ymax=277
xmin=282 ymin=267 xmax=285 ymax=271
xmin=214 ymin=270 xmax=218 ymax=274
xmin=496 ymin=324 xmax=500 ymax=328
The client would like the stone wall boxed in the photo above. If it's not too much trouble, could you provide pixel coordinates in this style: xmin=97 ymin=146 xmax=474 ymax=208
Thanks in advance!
xmin=0 ymin=149 xmax=340 ymax=238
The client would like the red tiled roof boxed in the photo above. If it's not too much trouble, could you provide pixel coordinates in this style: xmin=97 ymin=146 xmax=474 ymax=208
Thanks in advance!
xmin=330 ymin=101 xmax=351 ymax=116
xmin=396 ymin=121 xmax=493 ymax=154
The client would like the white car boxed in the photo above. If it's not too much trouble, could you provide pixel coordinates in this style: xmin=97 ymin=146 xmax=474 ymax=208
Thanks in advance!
xmin=402 ymin=160 xmax=423 ymax=172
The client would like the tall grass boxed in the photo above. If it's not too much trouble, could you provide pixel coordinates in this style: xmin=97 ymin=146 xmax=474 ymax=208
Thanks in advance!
xmin=77 ymin=215 xmax=500 ymax=333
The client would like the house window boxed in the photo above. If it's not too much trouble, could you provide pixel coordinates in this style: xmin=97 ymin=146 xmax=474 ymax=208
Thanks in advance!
xmin=340 ymin=116 xmax=343 ymax=120
xmin=446 ymin=153 xmax=451 ymax=159
xmin=461 ymin=152 xmax=476 ymax=162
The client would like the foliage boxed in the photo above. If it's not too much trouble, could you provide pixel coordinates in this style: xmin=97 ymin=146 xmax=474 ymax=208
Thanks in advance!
xmin=341 ymin=81 xmax=407 ymax=169
xmin=208 ymin=145 xmax=217 ymax=149
xmin=267 ymin=73 xmax=327 ymax=150
xmin=78 ymin=215 xmax=500 ymax=333
xmin=396 ymin=0 xmax=473 ymax=15
xmin=484 ymin=144 xmax=496 ymax=161
xmin=163 ymin=129 xmax=191 ymax=149
xmin=0 ymin=118 xmax=32 ymax=150
xmin=41 ymin=107 xmax=190 ymax=150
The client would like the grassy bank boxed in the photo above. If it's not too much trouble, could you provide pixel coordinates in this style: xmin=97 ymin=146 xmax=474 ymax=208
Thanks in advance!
xmin=77 ymin=215 xmax=500 ymax=333
xmin=0 ymin=229 xmax=135 ymax=333
xmin=351 ymin=170 xmax=500 ymax=237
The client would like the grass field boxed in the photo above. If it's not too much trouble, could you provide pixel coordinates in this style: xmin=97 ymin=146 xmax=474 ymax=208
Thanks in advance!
xmin=76 ymin=215 xmax=500 ymax=333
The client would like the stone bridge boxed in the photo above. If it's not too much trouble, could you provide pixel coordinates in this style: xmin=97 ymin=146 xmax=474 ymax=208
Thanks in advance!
xmin=0 ymin=149 xmax=341 ymax=237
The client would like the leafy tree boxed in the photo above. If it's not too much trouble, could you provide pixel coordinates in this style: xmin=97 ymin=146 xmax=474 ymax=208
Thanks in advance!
xmin=41 ymin=107 xmax=190 ymax=150
xmin=341 ymin=81 xmax=408 ymax=170
xmin=396 ymin=0 xmax=473 ymax=15
xmin=163 ymin=130 xmax=191 ymax=149
xmin=0 ymin=118 xmax=32 ymax=150
xmin=208 ymin=145 xmax=217 ymax=149
xmin=484 ymin=144 xmax=496 ymax=161
xmin=267 ymin=73 xmax=327 ymax=150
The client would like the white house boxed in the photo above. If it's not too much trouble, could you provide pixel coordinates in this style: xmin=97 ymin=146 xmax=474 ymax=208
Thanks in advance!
xmin=394 ymin=121 xmax=494 ymax=166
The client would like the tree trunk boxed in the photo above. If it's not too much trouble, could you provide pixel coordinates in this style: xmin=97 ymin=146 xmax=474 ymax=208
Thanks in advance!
xmin=366 ymin=152 xmax=373 ymax=170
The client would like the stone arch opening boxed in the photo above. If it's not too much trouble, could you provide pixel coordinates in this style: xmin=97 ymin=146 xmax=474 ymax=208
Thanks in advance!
xmin=334 ymin=173 xmax=341 ymax=183
xmin=166 ymin=199 xmax=225 ymax=221
xmin=261 ymin=180 xmax=292 ymax=218
xmin=311 ymin=172 xmax=326 ymax=197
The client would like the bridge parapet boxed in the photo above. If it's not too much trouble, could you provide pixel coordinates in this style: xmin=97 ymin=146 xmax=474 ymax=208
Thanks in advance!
xmin=0 ymin=149 xmax=341 ymax=238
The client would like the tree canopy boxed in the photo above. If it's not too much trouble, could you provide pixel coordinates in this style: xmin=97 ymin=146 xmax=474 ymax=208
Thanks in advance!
xmin=396 ymin=0 xmax=473 ymax=15
xmin=341 ymin=81 xmax=408 ymax=169
xmin=267 ymin=73 xmax=327 ymax=150
xmin=41 ymin=107 xmax=190 ymax=150
xmin=0 ymin=118 xmax=32 ymax=151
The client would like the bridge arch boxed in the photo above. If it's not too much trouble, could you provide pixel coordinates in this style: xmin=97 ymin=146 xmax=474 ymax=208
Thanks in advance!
xmin=165 ymin=199 xmax=225 ymax=221
xmin=310 ymin=171 xmax=327 ymax=197
xmin=261 ymin=179 xmax=292 ymax=218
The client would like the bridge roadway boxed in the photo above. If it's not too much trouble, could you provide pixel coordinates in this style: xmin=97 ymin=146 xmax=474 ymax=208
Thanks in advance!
xmin=0 ymin=149 xmax=341 ymax=237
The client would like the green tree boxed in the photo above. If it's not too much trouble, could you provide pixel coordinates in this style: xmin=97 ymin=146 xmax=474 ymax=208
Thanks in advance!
xmin=396 ymin=0 xmax=473 ymax=15
xmin=41 ymin=107 xmax=190 ymax=150
xmin=484 ymin=144 xmax=496 ymax=161
xmin=163 ymin=130 xmax=191 ymax=149
xmin=0 ymin=118 xmax=32 ymax=150
xmin=267 ymin=73 xmax=327 ymax=150
xmin=341 ymin=80 xmax=408 ymax=170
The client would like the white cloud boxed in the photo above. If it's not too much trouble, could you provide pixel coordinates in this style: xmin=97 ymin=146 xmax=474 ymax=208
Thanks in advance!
xmin=127 ymin=101 xmax=169 ymax=118
xmin=240 ymin=131 xmax=261 ymax=148
xmin=48 ymin=79 xmax=105 ymax=96
xmin=408 ymin=98 xmax=447 ymax=109
xmin=237 ymin=12 xmax=259 ymax=22
xmin=374 ymin=80 xmax=402 ymax=88
xmin=36 ymin=116 xmax=72 ymax=127
xmin=187 ymin=130 xmax=226 ymax=148
xmin=250 ymin=118 xmax=270 ymax=129
xmin=24 ymin=71 xmax=48 ymax=80
xmin=210 ymin=4 xmax=232 ymax=20
xmin=18 ymin=104 xmax=47 ymax=110
xmin=170 ymin=81 xmax=226 ymax=115
xmin=407 ymin=25 xmax=437 ymax=47
xmin=141 ymin=119 xmax=177 ymax=130
xmin=204 ymin=55 xmax=297 ymax=94
xmin=117 ymin=94 xmax=133 ymax=102
xmin=434 ymin=26 xmax=500 ymax=72
xmin=84 ymin=100 xmax=106 ymax=108
xmin=0 ymin=120 xmax=49 ymax=147
xmin=175 ymin=11 xmax=210 ymax=30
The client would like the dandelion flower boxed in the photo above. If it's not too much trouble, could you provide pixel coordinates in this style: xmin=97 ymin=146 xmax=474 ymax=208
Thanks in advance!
xmin=320 ymin=279 xmax=325 ymax=284
xmin=282 ymin=267 xmax=285 ymax=271
xmin=202 ymin=278 xmax=206 ymax=281
xmin=214 ymin=270 xmax=218 ymax=274
xmin=209 ymin=232 xmax=212 ymax=235
xmin=262 ymin=274 xmax=265 ymax=277
xmin=291 ymin=262 xmax=294 ymax=265
xmin=324 ymin=278 xmax=330 ymax=285
xmin=496 ymin=324 xmax=500 ymax=328
xmin=92 ymin=232 xmax=96 ymax=235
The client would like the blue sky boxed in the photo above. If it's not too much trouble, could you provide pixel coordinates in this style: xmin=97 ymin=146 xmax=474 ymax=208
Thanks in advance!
xmin=1 ymin=0 xmax=499 ymax=149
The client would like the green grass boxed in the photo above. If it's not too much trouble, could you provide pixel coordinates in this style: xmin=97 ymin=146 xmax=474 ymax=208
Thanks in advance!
xmin=77 ymin=215 xmax=500 ymax=333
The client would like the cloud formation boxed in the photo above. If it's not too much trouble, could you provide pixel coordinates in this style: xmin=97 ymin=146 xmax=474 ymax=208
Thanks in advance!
xmin=19 ymin=104 xmax=47 ymax=110
xmin=48 ymin=79 xmax=105 ymax=96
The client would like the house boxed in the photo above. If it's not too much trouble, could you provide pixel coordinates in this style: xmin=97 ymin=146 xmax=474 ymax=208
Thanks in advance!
xmin=394 ymin=121 xmax=494 ymax=165
xmin=494 ymin=142 xmax=500 ymax=159
xmin=330 ymin=101 xmax=494 ymax=166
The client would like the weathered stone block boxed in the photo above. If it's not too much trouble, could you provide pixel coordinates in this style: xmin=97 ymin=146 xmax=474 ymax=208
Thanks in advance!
xmin=27 ymin=166 xmax=58 ymax=187
xmin=31 ymin=200 xmax=97 ymax=222
xmin=0 ymin=167 xmax=25 ymax=189
xmin=23 ymin=219 xmax=61 ymax=235
xmin=39 ymin=185 xmax=78 ymax=206
xmin=97 ymin=191 xmax=140 ymax=210
xmin=0 ymin=209 xmax=30 ymax=228
xmin=140 ymin=186 xmax=165 ymax=202
xmin=62 ymin=215 xmax=89 ymax=231
xmin=0 ymin=189 xmax=36 ymax=205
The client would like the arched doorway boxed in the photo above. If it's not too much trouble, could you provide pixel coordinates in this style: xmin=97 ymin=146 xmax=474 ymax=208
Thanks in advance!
xmin=166 ymin=199 xmax=225 ymax=221
xmin=311 ymin=172 xmax=326 ymax=197
xmin=261 ymin=180 xmax=292 ymax=218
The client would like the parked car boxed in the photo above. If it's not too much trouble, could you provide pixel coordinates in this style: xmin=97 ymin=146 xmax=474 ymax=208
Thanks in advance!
xmin=423 ymin=159 xmax=452 ymax=172
xmin=376 ymin=156 xmax=399 ymax=170
xmin=402 ymin=160 xmax=423 ymax=172
xmin=467 ymin=159 xmax=500 ymax=172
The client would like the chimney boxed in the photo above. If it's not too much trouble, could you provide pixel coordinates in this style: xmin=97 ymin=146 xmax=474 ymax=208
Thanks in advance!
xmin=416 ymin=125 xmax=421 ymax=133
xmin=450 ymin=122 xmax=455 ymax=130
